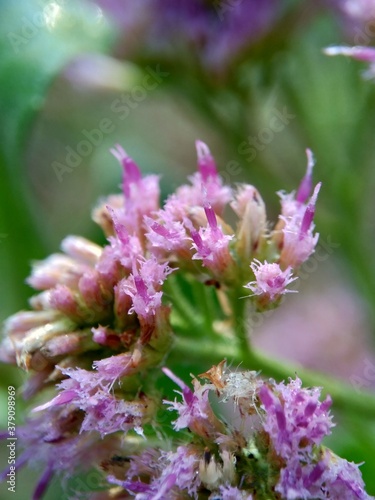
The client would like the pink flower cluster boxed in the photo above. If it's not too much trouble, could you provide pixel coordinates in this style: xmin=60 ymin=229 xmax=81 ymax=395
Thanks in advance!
xmin=104 ymin=362 xmax=370 ymax=499
xmin=2 ymin=143 xmax=321 ymax=375
xmin=0 ymin=142 xmax=324 ymax=498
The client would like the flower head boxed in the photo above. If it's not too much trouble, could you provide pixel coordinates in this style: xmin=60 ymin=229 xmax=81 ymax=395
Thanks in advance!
xmin=231 ymin=184 xmax=267 ymax=260
xmin=259 ymin=377 xmax=333 ymax=460
xmin=191 ymin=204 xmax=234 ymax=277
xmin=173 ymin=141 xmax=232 ymax=216
xmin=277 ymin=449 xmax=371 ymax=500
xmin=33 ymin=366 xmax=153 ymax=438
xmin=0 ymin=405 xmax=120 ymax=499
xmin=276 ymin=153 xmax=321 ymax=270
xmin=121 ymin=257 xmax=174 ymax=326
xmin=245 ymin=259 xmax=297 ymax=304
xmin=0 ymin=143 xmax=336 ymax=499
xmin=110 ymin=144 xmax=160 ymax=238
xmin=163 ymin=367 xmax=225 ymax=438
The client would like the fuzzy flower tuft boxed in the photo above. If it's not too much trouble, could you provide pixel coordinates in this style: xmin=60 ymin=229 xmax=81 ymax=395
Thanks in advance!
xmin=245 ymin=259 xmax=297 ymax=302
xmin=191 ymin=204 xmax=234 ymax=277
xmin=276 ymin=159 xmax=322 ymax=270
xmin=259 ymin=377 xmax=334 ymax=460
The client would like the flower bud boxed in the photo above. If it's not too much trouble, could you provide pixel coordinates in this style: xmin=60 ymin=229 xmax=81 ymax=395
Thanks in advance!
xmin=231 ymin=184 xmax=267 ymax=260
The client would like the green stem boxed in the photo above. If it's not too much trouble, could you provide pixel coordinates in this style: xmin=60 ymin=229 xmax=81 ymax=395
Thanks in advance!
xmin=164 ymin=278 xmax=205 ymax=332
xmin=171 ymin=336 xmax=375 ymax=420
xmin=227 ymin=287 xmax=253 ymax=357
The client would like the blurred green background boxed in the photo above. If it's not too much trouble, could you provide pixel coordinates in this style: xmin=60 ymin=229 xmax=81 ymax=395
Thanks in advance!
xmin=1 ymin=0 xmax=375 ymax=497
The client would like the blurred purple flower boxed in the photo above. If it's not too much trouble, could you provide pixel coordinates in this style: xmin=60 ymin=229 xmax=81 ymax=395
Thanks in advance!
xmin=93 ymin=0 xmax=288 ymax=73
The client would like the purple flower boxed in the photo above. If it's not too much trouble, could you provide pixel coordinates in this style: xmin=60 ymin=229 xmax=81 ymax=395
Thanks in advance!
xmin=110 ymin=144 xmax=160 ymax=237
xmin=145 ymin=141 xmax=234 ymax=273
xmin=276 ymin=450 xmax=371 ymax=500
xmin=277 ymin=149 xmax=315 ymax=218
xmin=259 ymin=377 xmax=333 ymax=460
xmin=280 ymin=183 xmax=321 ymax=268
xmin=94 ymin=363 xmax=373 ymax=499
xmin=152 ymin=446 xmax=201 ymax=498
xmin=163 ymin=367 xmax=225 ymax=438
xmin=61 ymin=235 xmax=103 ymax=265
xmin=4 ymin=142 xmax=361 ymax=500
xmin=275 ymin=152 xmax=321 ymax=270
xmin=173 ymin=141 xmax=232 ymax=216
xmin=120 ymin=257 xmax=174 ymax=330
xmin=0 ymin=405 xmax=120 ymax=500
xmin=93 ymin=340 xmax=169 ymax=381
xmin=219 ymin=484 xmax=253 ymax=500
xmin=95 ymin=0 xmax=287 ymax=74
xmin=144 ymin=214 xmax=190 ymax=258
xmin=244 ymin=259 xmax=297 ymax=302
xmin=320 ymin=449 xmax=371 ymax=499
xmin=27 ymin=253 xmax=91 ymax=290
xmin=106 ymin=448 xmax=164 ymax=496
xmin=191 ymin=204 xmax=234 ymax=277
xmin=33 ymin=366 xmax=153 ymax=437
xmin=111 ymin=445 xmax=200 ymax=499
xmin=99 ymin=207 xmax=143 ymax=275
